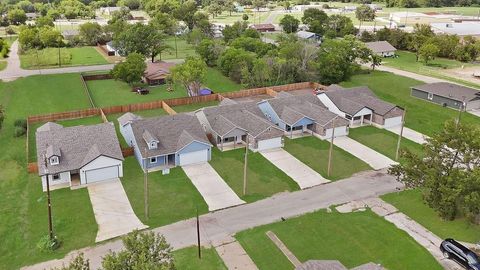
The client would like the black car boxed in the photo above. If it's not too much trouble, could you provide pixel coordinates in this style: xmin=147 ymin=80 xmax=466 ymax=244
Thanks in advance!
xmin=440 ymin=238 xmax=480 ymax=270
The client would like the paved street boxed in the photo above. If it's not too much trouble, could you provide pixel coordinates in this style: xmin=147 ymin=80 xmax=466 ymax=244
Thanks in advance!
xmin=22 ymin=169 xmax=402 ymax=270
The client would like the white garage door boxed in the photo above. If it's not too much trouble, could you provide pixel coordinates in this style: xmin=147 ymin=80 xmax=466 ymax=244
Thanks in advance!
xmin=179 ymin=149 xmax=209 ymax=166
xmin=257 ymin=137 xmax=283 ymax=151
xmin=383 ymin=116 xmax=402 ymax=129
xmin=85 ymin=166 xmax=119 ymax=184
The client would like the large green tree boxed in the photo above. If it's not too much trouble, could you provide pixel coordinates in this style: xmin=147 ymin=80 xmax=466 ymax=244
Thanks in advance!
xmin=196 ymin=38 xmax=225 ymax=66
xmin=111 ymin=52 xmax=146 ymax=85
xmin=279 ymin=14 xmax=300 ymax=34
xmin=355 ymin=5 xmax=375 ymax=31
xmin=409 ymin=24 xmax=434 ymax=61
xmin=170 ymin=56 xmax=207 ymax=96
xmin=419 ymin=42 xmax=439 ymax=65
xmin=389 ymin=120 xmax=480 ymax=223
xmin=8 ymin=9 xmax=27 ymax=25
xmin=302 ymin=8 xmax=328 ymax=35
xmin=79 ymin=22 xmax=103 ymax=46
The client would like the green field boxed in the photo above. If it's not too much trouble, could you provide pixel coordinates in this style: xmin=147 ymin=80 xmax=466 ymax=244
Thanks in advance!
xmin=0 ymin=60 xmax=6 ymax=70
xmin=348 ymin=126 xmax=424 ymax=161
xmin=383 ymin=189 xmax=480 ymax=243
xmin=20 ymin=47 xmax=108 ymax=69
xmin=340 ymin=71 xmax=480 ymax=136
xmin=121 ymin=157 xmax=209 ymax=228
xmin=174 ymin=246 xmax=226 ymax=270
xmin=210 ymin=10 xmax=271 ymax=24
xmin=160 ymin=38 xmax=198 ymax=60
xmin=209 ymin=148 xmax=299 ymax=202
xmin=236 ymin=209 xmax=442 ymax=270
xmin=283 ymin=136 xmax=371 ymax=180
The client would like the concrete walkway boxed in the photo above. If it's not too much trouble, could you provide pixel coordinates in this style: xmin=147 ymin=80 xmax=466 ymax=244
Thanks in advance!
xmin=22 ymin=170 xmax=402 ymax=270
xmin=333 ymin=137 xmax=397 ymax=170
xmin=260 ymin=148 xmax=329 ymax=189
xmin=385 ymin=126 xmax=429 ymax=145
xmin=182 ymin=163 xmax=245 ymax=211
xmin=87 ymin=179 xmax=148 ymax=243
xmin=266 ymin=231 xmax=302 ymax=267
xmin=214 ymin=236 xmax=258 ymax=270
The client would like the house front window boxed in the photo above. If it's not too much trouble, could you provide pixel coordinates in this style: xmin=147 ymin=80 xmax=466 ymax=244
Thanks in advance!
xmin=427 ymin=93 xmax=433 ymax=100
xmin=150 ymin=157 xmax=157 ymax=164
xmin=52 ymin=174 xmax=60 ymax=181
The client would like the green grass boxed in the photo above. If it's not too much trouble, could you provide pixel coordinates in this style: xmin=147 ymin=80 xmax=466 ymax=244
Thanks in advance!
xmin=340 ymin=71 xmax=480 ymax=136
xmin=236 ymin=209 xmax=442 ymax=270
xmin=382 ymin=189 xmax=480 ymax=243
xmin=121 ymin=157 xmax=209 ymax=228
xmin=20 ymin=47 xmax=108 ymax=69
xmin=348 ymin=126 xmax=424 ymax=161
xmin=0 ymin=60 xmax=6 ymax=70
xmin=283 ymin=137 xmax=371 ymax=180
xmin=88 ymin=68 xmax=241 ymax=108
xmin=172 ymin=100 xmax=219 ymax=113
xmin=209 ymin=148 xmax=299 ymax=203
xmin=173 ymin=246 xmax=227 ymax=270
xmin=159 ymin=38 xmax=197 ymax=60
xmin=209 ymin=11 xmax=271 ymax=24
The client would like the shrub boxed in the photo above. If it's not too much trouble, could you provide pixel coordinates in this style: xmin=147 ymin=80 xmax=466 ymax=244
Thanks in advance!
xmin=14 ymin=119 xmax=27 ymax=128
xmin=14 ymin=126 xmax=26 ymax=137
xmin=36 ymin=235 xmax=60 ymax=252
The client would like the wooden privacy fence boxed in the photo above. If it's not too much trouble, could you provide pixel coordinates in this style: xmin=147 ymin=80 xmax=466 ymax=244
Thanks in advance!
xmin=161 ymin=101 xmax=176 ymax=115
xmin=221 ymin=87 xmax=269 ymax=99
xmin=82 ymin=73 xmax=112 ymax=81
xmin=28 ymin=108 xmax=100 ymax=124
xmin=122 ymin=147 xmax=134 ymax=157
xmin=102 ymin=100 xmax=164 ymax=115
xmin=163 ymin=94 xmax=219 ymax=106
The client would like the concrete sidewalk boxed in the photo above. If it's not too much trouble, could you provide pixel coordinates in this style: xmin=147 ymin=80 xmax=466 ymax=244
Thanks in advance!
xmin=182 ymin=163 xmax=245 ymax=211
xmin=22 ymin=170 xmax=402 ymax=270
xmin=260 ymin=148 xmax=329 ymax=189
xmin=386 ymin=126 xmax=429 ymax=145
xmin=87 ymin=179 xmax=148 ymax=243
xmin=214 ymin=236 xmax=258 ymax=270
xmin=333 ymin=137 xmax=397 ymax=170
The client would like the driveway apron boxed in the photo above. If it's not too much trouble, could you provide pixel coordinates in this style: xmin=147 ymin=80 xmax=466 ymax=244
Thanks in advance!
xmin=333 ymin=137 xmax=397 ymax=170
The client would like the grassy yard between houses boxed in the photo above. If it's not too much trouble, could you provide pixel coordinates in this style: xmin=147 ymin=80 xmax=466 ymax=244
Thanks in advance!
xmin=340 ymin=71 xmax=480 ymax=137
xmin=121 ymin=157 xmax=209 ymax=228
xmin=172 ymin=100 xmax=220 ymax=113
xmin=159 ymin=38 xmax=197 ymax=60
xmin=87 ymin=68 xmax=241 ymax=108
xmin=209 ymin=148 xmax=299 ymax=203
xmin=20 ymin=47 xmax=109 ymax=69
xmin=283 ymin=136 xmax=371 ymax=180
xmin=236 ymin=209 xmax=442 ymax=270
xmin=382 ymin=189 xmax=480 ymax=243
xmin=348 ymin=126 xmax=424 ymax=161
xmin=173 ymin=246 xmax=227 ymax=270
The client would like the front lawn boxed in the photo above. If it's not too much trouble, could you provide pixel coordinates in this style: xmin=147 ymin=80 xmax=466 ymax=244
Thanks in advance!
xmin=160 ymin=37 xmax=197 ymax=60
xmin=382 ymin=189 xmax=480 ymax=243
xmin=348 ymin=126 xmax=424 ymax=161
xmin=209 ymin=148 xmax=299 ymax=203
xmin=172 ymin=100 xmax=219 ymax=113
xmin=236 ymin=209 xmax=442 ymax=270
xmin=20 ymin=47 xmax=109 ymax=69
xmin=384 ymin=51 xmax=469 ymax=72
xmin=174 ymin=246 xmax=226 ymax=270
xmin=121 ymin=157 xmax=209 ymax=228
xmin=340 ymin=71 xmax=480 ymax=136
xmin=283 ymin=137 xmax=371 ymax=180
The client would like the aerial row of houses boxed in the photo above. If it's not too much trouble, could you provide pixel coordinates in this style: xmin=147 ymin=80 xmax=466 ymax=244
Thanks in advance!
xmin=35 ymin=81 xmax=480 ymax=190
xmin=35 ymin=84 xmax=407 ymax=190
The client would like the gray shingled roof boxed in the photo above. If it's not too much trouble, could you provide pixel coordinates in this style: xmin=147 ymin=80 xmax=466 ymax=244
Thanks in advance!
xmin=323 ymin=86 xmax=398 ymax=116
xmin=412 ymin=82 xmax=480 ymax=102
xmin=365 ymin=41 xmax=396 ymax=54
xmin=36 ymin=122 xmax=124 ymax=176
xmin=118 ymin=112 xmax=142 ymax=126
xmin=130 ymin=113 xmax=211 ymax=158
xmin=264 ymin=94 xmax=348 ymax=127
xmin=219 ymin=98 xmax=238 ymax=106
xmin=202 ymin=102 xmax=283 ymax=138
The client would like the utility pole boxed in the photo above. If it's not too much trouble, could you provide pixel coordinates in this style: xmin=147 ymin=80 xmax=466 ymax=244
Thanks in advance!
xmin=457 ymin=97 xmax=466 ymax=126
xmin=327 ymin=117 xmax=335 ymax=177
xmin=144 ymin=148 xmax=149 ymax=221
xmin=43 ymin=155 xmax=54 ymax=241
xmin=196 ymin=207 xmax=201 ymax=259
xmin=243 ymin=135 xmax=248 ymax=196
xmin=174 ymin=34 xmax=178 ymax=58
xmin=395 ymin=108 xmax=406 ymax=161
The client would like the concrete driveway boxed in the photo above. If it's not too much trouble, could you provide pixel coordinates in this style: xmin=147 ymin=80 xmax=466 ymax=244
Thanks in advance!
xmin=333 ymin=137 xmax=397 ymax=170
xmin=182 ymin=163 xmax=245 ymax=211
xmin=260 ymin=148 xmax=329 ymax=189
xmin=87 ymin=178 xmax=148 ymax=242
xmin=386 ymin=126 xmax=429 ymax=145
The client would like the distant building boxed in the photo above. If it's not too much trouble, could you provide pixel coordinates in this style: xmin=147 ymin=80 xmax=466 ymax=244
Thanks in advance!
xmin=106 ymin=41 xmax=121 ymax=56
xmin=98 ymin=6 xmax=128 ymax=16
xmin=411 ymin=82 xmax=480 ymax=111
xmin=62 ymin=29 xmax=79 ymax=41
xmin=430 ymin=22 xmax=480 ymax=39
xmin=364 ymin=41 xmax=397 ymax=57
xmin=296 ymin=30 xmax=321 ymax=43
xmin=250 ymin=23 xmax=275 ymax=32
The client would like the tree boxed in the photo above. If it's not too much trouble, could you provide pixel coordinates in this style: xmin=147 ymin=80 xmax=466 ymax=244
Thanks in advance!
xmin=51 ymin=253 xmax=90 ymax=270
xmin=79 ymin=22 xmax=103 ymax=46
xmin=430 ymin=34 xmax=459 ymax=59
xmin=170 ymin=56 xmax=207 ymax=96
xmin=280 ymin=0 xmax=291 ymax=11
xmin=302 ymin=8 xmax=328 ymax=35
xmin=217 ymin=47 xmax=255 ymax=80
xmin=36 ymin=16 xmax=54 ymax=28
xmin=18 ymin=26 xmax=41 ymax=49
xmin=279 ymin=14 xmax=299 ymax=34
xmin=370 ymin=53 xmax=382 ymax=71
xmin=355 ymin=5 xmax=375 ymax=31
xmin=389 ymin=120 xmax=480 ymax=223
xmin=102 ymin=230 xmax=175 ymax=270
xmin=8 ymin=9 xmax=27 ymax=25
xmin=196 ymin=38 xmax=224 ymax=66
xmin=455 ymin=36 xmax=480 ymax=62
xmin=419 ymin=42 xmax=439 ymax=65
xmin=252 ymin=0 xmax=266 ymax=12
xmin=172 ymin=0 xmax=197 ymax=30
xmin=409 ymin=24 xmax=434 ymax=61
xmin=0 ymin=104 xmax=4 ymax=131
xmin=111 ymin=52 xmax=146 ymax=85
xmin=38 ymin=27 xmax=63 ymax=48
xmin=324 ymin=15 xmax=356 ymax=38
xmin=222 ymin=21 xmax=248 ymax=43
xmin=242 ymin=13 xmax=249 ymax=21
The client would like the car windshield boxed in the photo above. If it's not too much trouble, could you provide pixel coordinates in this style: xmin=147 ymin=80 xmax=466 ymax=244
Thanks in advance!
xmin=467 ymin=253 xmax=480 ymax=264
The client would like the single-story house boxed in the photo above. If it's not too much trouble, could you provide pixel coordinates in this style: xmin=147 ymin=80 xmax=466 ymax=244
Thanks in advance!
xmin=118 ymin=113 xmax=212 ymax=173
xmin=296 ymin=30 xmax=321 ymax=42
xmin=365 ymin=41 xmax=397 ymax=57
xmin=36 ymin=122 xmax=124 ymax=191
xmin=317 ymin=85 xmax=404 ymax=128
xmin=257 ymin=92 xmax=350 ymax=139
xmin=250 ymin=23 xmax=276 ymax=32
xmin=98 ymin=6 xmax=129 ymax=16
xmin=195 ymin=99 xmax=285 ymax=152
xmin=106 ymin=41 xmax=121 ymax=56
xmin=411 ymin=82 xmax=480 ymax=111
xmin=143 ymin=61 xmax=176 ymax=85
